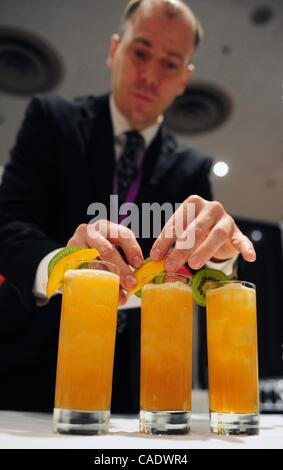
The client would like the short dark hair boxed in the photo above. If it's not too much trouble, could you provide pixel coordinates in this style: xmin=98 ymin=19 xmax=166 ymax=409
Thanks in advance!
xmin=119 ymin=0 xmax=203 ymax=52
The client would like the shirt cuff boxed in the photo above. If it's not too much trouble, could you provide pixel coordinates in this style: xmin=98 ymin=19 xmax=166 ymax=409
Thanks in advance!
xmin=206 ymin=254 xmax=239 ymax=278
xmin=33 ymin=248 xmax=63 ymax=307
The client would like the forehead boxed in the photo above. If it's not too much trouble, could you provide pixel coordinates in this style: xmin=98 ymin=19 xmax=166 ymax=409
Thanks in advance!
xmin=123 ymin=4 xmax=195 ymax=59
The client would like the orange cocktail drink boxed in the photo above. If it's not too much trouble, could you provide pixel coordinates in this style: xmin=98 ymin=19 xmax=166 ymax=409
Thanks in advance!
xmin=206 ymin=281 xmax=259 ymax=435
xmin=140 ymin=273 xmax=193 ymax=434
xmin=53 ymin=260 xmax=119 ymax=435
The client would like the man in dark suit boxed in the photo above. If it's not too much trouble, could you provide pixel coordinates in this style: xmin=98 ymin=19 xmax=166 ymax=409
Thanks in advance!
xmin=0 ymin=0 xmax=255 ymax=412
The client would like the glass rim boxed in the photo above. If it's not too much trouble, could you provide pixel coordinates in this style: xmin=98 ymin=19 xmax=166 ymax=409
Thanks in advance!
xmin=65 ymin=258 xmax=120 ymax=276
xmin=205 ymin=280 xmax=255 ymax=290
xmin=150 ymin=271 xmax=192 ymax=283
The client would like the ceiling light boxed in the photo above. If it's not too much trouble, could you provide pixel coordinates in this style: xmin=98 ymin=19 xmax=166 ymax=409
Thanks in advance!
xmin=164 ymin=84 xmax=232 ymax=135
xmin=251 ymin=230 xmax=263 ymax=242
xmin=213 ymin=161 xmax=229 ymax=177
xmin=0 ymin=27 xmax=64 ymax=96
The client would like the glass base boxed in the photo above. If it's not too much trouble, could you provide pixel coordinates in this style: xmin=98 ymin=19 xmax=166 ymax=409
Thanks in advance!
xmin=210 ymin=411 xmax=259 ymax=435
xmin=53 ymin=408 xmax=110 ymax=435
xmin=139 ymin=410 xmax=191 ymax=435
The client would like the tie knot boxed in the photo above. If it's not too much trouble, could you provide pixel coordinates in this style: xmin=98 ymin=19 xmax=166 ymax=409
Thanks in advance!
xmin=124 ymin=130 xmax=145 ymax=150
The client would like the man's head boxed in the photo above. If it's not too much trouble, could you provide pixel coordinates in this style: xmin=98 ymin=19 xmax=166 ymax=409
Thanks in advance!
xmin=119 ymin=0 xmax=203 ymax=54
xmin=107 ymin=0 xmax=203 ymax=130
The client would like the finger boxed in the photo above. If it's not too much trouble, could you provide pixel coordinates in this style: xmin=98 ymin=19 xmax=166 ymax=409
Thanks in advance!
xmin=67 ymin=224 xmax=137 ymax=292
xmin=164 ymin=203 xmax=226 ymax=271
xmin=68 ymin=224 xmax=131 ymax=290
xmin=150 ymin=196 xmax=203 ymax=261
xmin=86 ymin=228 xmax=137 ymax=291
xmin=89 ymin=220 xmax=144 ymax=269
xmin=231 ymin=228 xmax=256 ymax=262
xmin=67 ymin=223 xmax=89 ymax=248
xmin=112 ymin=227 xmax=144 ymax=268
xmin=107 ymin=225 xmax=144 ymax=269
xmin=187 ymin=220 xmax=234 ymax=268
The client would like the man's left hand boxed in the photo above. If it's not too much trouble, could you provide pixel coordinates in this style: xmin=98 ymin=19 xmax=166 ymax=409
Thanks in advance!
xmin=150 ymin=195 xmax=256 ymax=271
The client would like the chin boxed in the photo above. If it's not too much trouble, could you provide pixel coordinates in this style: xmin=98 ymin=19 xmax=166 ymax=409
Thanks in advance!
xmin=129 ymin=110 xmax=158 ymax=129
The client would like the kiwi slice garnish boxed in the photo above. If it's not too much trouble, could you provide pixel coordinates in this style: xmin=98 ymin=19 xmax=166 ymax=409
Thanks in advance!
xmin=47 ymin=246 xmax=82 ymax=277
xmin=192 ymin=268 xmax=229 ymax=306
xmin=153 ymin=272 xmax=166 ymax=284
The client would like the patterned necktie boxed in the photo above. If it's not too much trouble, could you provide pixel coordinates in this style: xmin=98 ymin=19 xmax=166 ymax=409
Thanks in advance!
xmin=117 ymin=130 xmax=145 ymax=205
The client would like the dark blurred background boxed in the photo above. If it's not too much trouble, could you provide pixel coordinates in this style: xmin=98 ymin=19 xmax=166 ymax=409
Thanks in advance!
xmin=0 ymin=0 xmax=282 ymax=411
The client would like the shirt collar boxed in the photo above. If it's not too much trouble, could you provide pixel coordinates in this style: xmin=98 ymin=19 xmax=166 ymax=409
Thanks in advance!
xmin=110 ymin=94 xmax=163 ymax=148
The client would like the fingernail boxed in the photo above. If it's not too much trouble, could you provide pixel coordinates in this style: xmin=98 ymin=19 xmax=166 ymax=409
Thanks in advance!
xmin=125 ymin=274 xmax=137 ymax=289
xmin=133 ymin=256 xmax=143 ymax=268
xmin=151 ymin=248 xmax=162 ymax=261
xmin=165 ymin=259 xmax=177 ymax=272
xmin=248 ymin=248 xmax=256 ymax=260
xmin=189 ymin=256 xmax=202 ymax=269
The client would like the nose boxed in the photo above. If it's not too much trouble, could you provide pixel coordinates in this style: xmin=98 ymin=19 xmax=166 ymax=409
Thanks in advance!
xmin=140 ymin=60 xmax=161 ymax=88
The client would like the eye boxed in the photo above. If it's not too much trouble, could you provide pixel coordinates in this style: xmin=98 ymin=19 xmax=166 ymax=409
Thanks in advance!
xmin=163 ymin=61 xmax=178 ymax=70
xmin=132 ymin=48 xmax=148 ymax=61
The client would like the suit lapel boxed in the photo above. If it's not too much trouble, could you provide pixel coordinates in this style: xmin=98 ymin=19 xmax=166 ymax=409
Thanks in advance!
xmin=86 ymin=95 xmax=116 ymax=211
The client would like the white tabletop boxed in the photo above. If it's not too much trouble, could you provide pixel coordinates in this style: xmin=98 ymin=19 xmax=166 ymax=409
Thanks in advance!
xmin=0 ymin=410 xmax=282 ymax=449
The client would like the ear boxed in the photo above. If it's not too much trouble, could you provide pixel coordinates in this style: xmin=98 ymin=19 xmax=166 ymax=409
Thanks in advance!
xmin=176 ymin=64 xmax=194 ymax=97
xmin=106 ymin=34 xmax=120 ymax=69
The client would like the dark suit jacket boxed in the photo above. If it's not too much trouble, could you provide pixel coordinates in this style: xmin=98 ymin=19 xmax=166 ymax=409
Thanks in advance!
xmin=0 ymin=94 xmax=213 ymax=412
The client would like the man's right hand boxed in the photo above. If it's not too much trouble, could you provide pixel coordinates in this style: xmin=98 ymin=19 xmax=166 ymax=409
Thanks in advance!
xmin=67 ymin=220 xmax=144 ymax=306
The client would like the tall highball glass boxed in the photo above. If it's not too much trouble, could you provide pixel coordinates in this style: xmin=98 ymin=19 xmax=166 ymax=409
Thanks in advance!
xmin=206 ymin=280 xmax=259 ymax=435
xmin=140 ymin=272 xmax=193 ymax=435
xmin=53 ymin=259 xmax=120 ymax=435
